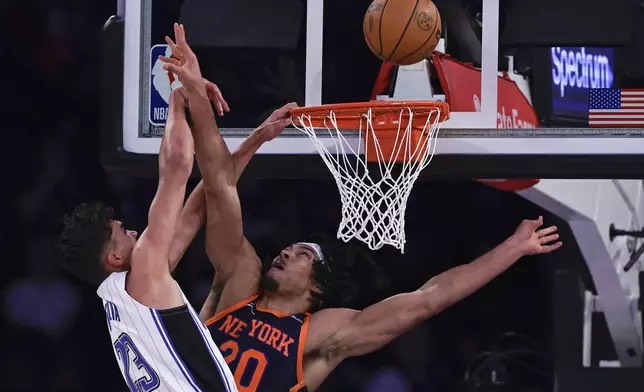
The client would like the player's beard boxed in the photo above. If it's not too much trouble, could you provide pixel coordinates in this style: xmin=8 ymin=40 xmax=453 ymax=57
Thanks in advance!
xmin=260 ymin=275 xmax=279 ymax=293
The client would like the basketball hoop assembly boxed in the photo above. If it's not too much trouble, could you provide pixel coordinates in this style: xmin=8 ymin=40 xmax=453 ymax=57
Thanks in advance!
xmin=291 ymin=101 xmax=450 ymax=253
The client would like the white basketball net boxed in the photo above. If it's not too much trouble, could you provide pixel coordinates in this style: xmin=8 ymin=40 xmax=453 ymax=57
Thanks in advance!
xmin=292 ymin=106 xmax=446 ymax=253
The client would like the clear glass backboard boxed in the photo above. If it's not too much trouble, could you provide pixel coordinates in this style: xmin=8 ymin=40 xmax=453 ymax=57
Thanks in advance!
xmin=101 ymin=0 xmax=644 ymax=179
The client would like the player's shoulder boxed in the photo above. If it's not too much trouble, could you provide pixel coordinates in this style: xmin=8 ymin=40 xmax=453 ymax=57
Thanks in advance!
xmin=97 ymin=271 xmax=126 ymax=292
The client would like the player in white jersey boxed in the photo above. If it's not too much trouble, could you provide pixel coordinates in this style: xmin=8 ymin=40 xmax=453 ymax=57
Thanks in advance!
xmin=97 ymin=271 xmax=234 ymax=392
xmin=58 ymin=72 xmax=294 ymax=391
xmin=58 ymin=86 xmax=235 ymax=392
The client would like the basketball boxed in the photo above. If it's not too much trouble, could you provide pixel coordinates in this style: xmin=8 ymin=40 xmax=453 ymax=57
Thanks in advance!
xmin=363 ymin=0 xmax=442 ymax=66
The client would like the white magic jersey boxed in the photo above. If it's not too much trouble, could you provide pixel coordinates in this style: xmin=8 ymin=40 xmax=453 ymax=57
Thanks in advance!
xmin=97 ymin=272 xmax=237 ymax=392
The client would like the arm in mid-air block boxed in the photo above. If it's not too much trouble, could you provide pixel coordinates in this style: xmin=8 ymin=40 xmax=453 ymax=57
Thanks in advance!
xmin=167 ymin=121 xmax=295 ymax=272
xmin=161 ymin=23 xmax=256 ymax=286
xmin=166 ymin=78 xmax=228 ymax=272
xmin=127 ymin=87 xmax=195 ymax=309
xmin=301 ymin=217 xmax=562 ymax=390
xmin=160 ymin=24 xmax=296 ymax=318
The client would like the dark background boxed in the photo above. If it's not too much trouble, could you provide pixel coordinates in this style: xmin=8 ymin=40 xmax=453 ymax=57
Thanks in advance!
xmin=4 ymin=0 xmax=638 ymax=391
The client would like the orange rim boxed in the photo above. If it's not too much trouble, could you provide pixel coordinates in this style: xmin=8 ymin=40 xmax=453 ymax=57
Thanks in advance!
xmin=290 ymin=100 xmax=450 ymax=130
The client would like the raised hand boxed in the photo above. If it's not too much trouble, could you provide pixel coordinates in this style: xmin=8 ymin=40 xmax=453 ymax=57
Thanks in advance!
xmin=203 ymin=79 xmax=230 ymax=117
xmin=512 ymin=216 xmax=562 ymax=256
xmin=158 ymin=23 xmax=205 ymax=94
xmin=162 ymin=31 xmax=230 ymax=117
xmin=255 ymin=103 xmax=299 ymax=142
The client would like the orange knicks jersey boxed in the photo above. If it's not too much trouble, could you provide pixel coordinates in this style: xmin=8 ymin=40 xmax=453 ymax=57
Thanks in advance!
xmin=206 ymin=295 xmax=309 ymax=392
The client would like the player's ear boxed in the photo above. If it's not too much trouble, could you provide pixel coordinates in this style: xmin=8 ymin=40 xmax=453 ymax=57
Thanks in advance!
xmin=105 ymin=246 xmax=125 ymax=270
xmin=309 ymin=277 xmax=323 ymax=295
xmin=309 ymin=287 xmax=325 ymax=312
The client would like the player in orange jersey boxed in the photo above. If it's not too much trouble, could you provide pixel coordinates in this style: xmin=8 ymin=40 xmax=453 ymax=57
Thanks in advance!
xmin=161 ymin=23 xmax=562 ymax=392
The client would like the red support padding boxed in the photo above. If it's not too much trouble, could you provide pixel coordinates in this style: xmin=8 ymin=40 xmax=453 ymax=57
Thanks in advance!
xmin=477 ymin=179 xmax=540 ymax=191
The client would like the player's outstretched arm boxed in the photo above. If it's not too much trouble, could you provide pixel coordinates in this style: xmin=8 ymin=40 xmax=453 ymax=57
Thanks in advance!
xmin=166 ymin=78 xmax=227 ymax=271
xmin=127 ymin=87 xmax=194 ymax=309
xmin=160 ymin=24 xmax=257 ymax=270
xmin=310 ymin=217 xmax=562 ymax=363
xmin=195 ymin=106 xmax=295 ymax=320
xmin=167 ymin=108 xmax=295 ymax=272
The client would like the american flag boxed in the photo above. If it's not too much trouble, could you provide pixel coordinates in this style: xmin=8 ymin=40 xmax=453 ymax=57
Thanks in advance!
xmin=588 ymin=88 xmax=644 ymax=127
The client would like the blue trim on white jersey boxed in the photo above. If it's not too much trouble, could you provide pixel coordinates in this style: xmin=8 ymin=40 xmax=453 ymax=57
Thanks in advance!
xmin=150 ymin=309 xmax=202 ymax=391
xmin=186 ymin=306 xmax=234 ymax=392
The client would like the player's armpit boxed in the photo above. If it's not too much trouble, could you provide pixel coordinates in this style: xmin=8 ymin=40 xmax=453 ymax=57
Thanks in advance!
xmin=309 ymin=292 xmax=434 ymax=362
xmin=199 ymin=283 xmax=223 ymax=321
xmin=301 ymin=290 xmax=447 ymax=389
xmin=197 ymin=244 xmax=262 ymax=321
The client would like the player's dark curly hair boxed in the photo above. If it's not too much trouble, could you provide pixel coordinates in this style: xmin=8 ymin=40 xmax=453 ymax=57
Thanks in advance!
xmin=58 ymin=201 xmax=115 ymax=285
xmin=262 ymin=233 xmax=375 ymax=312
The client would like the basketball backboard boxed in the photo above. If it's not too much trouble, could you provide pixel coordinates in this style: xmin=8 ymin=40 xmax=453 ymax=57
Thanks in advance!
xmin=101 ymin=0 xmax=644 ymax=366
xmin=102 ymin=0 xmax=644 ymax=179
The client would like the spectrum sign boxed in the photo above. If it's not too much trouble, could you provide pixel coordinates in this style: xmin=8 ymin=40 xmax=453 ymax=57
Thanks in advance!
xmin=550 ymin=47 xmax=614 ymax=119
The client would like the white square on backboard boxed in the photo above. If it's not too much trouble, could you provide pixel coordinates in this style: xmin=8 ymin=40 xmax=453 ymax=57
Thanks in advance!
xmin=440 ymin=0 xmax=499 ymax=129
xmin=303 ymin=0 xmax=500 ymax=129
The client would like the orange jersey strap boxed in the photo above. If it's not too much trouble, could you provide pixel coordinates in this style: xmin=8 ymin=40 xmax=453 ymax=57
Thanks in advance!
xmin=204 ymin=294 xmax=260 ymax=327
xmin=290 ymin=314 xmax=311 ymax=391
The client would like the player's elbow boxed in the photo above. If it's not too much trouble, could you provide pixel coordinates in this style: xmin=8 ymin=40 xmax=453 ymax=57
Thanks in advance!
xmin=417 ymin=283 xmax=451 ymax=317
xmin=163 ymin=143 xmax=194 ymax=175
xmin=167 ymin=150 xmax=193 ymax=170
xmin=213 ymin=243 xmax=262 ymax=283
xmin=202 ymin=175 xmax=237 ymax=199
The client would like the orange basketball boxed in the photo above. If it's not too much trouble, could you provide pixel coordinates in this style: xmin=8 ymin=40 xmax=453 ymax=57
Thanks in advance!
xmin=363 ymin=0 xmax=442 ymax=66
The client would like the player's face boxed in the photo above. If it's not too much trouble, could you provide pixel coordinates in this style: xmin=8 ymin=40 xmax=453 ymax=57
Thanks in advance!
xmin=105 ymin=220 xmax=138 ymax=270
xmin=266 ymin=244 xmax=319 ymax=296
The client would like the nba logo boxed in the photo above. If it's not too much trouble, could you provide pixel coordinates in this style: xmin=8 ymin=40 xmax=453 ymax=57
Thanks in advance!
xmin=149 ymin=44 xmax=182 ymax=126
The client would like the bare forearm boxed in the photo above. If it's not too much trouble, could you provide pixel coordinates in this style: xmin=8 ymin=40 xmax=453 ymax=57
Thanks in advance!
xmin=185 ymin=88 xmax=235 ymax=183
xmin=161 ymin=91 xmax=194 ymax=175
xmin=168 ymin=182 xmax=206 ymax=272
xmin=165 ymin=128 xmax=268 ymax=271
xmin=326 ymin=220 xmax=557 ymax=360
xmin=422 ymin=237 xmax=524 ymax=311
xmin=232 ymin=127 xmax=267 ymax=180
xmin=324 ymin=238 xmax=525 ymax=359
